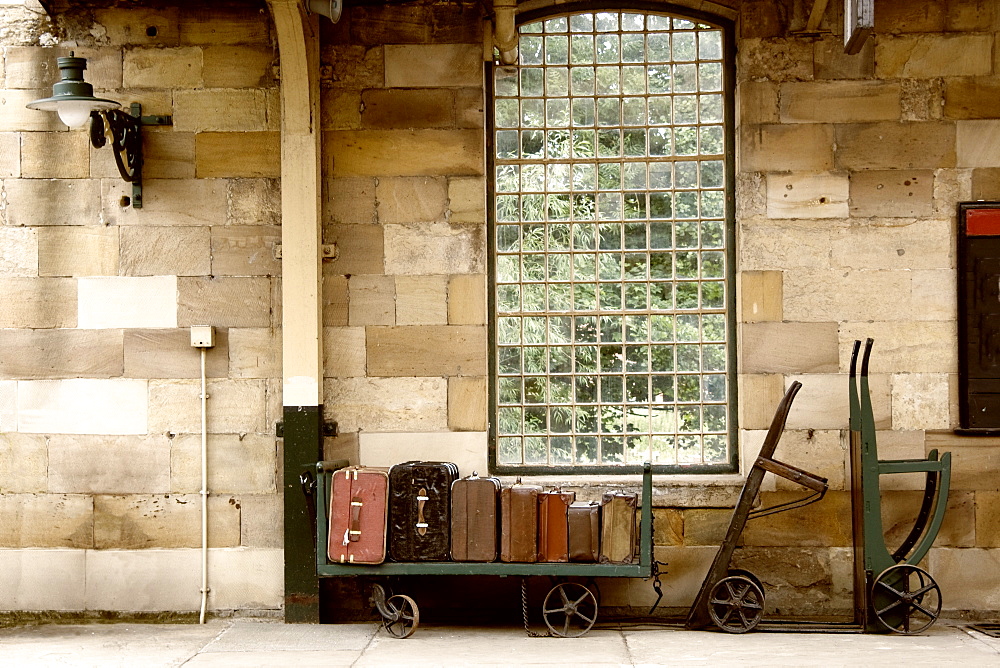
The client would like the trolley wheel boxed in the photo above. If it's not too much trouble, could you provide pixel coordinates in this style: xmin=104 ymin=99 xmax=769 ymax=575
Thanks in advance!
xmin=871 ymin=564 xmax=941 ymax=635
xmin=542 ymin=582 xmax=598 ymax=638
xmin=381 ymin=594 xmax=420 ymax=639
xmin=708 ymin=575 xmax=765 ymax=634
xmin=728 ymin=569 xmax=765 ymax=597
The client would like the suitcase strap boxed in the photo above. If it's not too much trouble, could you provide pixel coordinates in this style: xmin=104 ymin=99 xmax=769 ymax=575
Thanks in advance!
xmin=416 ymin=488 xmax=429 ymax=536
xmin=346 ymin=497 xmax=364 ymax=544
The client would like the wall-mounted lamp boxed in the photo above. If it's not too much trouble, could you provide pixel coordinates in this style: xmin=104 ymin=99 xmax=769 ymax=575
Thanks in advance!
xmin=26 ymin=53 xmax=172 ymax=208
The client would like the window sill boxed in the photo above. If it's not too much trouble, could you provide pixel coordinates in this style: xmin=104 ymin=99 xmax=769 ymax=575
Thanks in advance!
xmin=495 ymin=472 xmax=747 ymax=508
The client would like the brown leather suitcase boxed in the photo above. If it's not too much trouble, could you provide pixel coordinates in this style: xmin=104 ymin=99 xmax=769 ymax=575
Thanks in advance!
xmin=451 ymin=472 xmax=501 ymax=562
xmin=568 ymin=501 xmax=600 ymax=562
xmin=537 ymin=489 xmax=574 ymax=562
xmin=388 ymin=461 xmax=458 ymax=562
xmin=500 ymin=480 xmax=542 ymax=563
xmin=328 ymin=466 xmax=389 ymax=564
xmin=600 ymin=491 xmax=637 ymax=564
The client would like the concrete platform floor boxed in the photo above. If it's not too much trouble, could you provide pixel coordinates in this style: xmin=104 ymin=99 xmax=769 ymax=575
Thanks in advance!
xmin=1 ymin=618 xmax=999 ymax=667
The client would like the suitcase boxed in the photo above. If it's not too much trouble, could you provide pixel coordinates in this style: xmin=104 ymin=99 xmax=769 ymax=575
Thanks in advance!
xmin=568 ymin=501 xmax=600 ymax=562
xmin=600 ymin=491 xmax=637 ymax=564
xmin=500 ymin=480 xmax=542 ymax=563
xmin=451 ymin=472 xmax=501 ymax=562
xmin=328 ymin=466 xmax=389 ymax=564
xmin=537 ymin=489 xmax=574 ymax=562
xmin=388 ymin=461 xmax=458 ymax=561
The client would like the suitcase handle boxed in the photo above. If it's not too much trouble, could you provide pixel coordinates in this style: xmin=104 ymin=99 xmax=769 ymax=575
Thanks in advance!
xmin=346 ymin=497 xmax=364 ymax=544
xmin=416 ymin=488 xmax=428 ymax=536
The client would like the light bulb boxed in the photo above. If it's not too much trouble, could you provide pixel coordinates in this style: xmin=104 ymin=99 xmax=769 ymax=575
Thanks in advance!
xmin=56 ymin=100 xmax=95 ymax=128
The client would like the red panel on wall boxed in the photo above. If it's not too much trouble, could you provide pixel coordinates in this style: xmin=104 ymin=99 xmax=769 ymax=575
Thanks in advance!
xmin=967 ymin=208 xmax=1000 ymax=236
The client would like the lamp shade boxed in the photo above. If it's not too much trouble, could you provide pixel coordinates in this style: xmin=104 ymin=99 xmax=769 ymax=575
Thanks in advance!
xmin=26 ymin=55 xmax=120 ymax=128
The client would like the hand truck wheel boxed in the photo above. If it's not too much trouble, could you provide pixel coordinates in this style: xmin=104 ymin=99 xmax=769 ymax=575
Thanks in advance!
xmin=542 ymin=582 xmax=598 ymax=638
xmin=371 ymin=583 xmax=420 ymax=639
xmin=871 ymin=564 xmax=941 ymax=635
xmin=707 ymin=574 xmax=764 ymax=634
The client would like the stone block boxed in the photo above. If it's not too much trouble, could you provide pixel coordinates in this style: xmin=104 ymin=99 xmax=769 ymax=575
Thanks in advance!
xmin=0 ymin=380 xmax=14 ymax=431
xmin=682 ymin=508 xmax=731 ymax=546
xmin=0 ymin=277 xmax=76 ymax=328
xmin=322 ymin=44 xmax=385 ymax=89
xmin=328 ymin=130 xmax=483 ymax=177
xmin=149 ymin=379 xmax=267 ymax=435
xmin=875 ymin=35 xmax=993 ymax=78
xmin=37 ymin=226 xmax=118 ymax=277
xmin=739 ymin=429 xmax=776 ymax=493
xmin=384 ymin=44 xmax=481 ymax=87
xmin=741 ymin=491 xmax=852 ymax=547
xmin=779 ymin=81 xmax=900 ymax=124
xmin=324 ymin=327 xmax=366 ymax=378
xmin=211 ymin=225 xmax=281 ymax=276
xmin=228 ymin=328 xmax=280 ymax=379
xmin=0 ymin=549 xmax=86 ymax=611
xmin=731 ymin=547 xmax=844 ymax=615
xmin=4 ymin=178 xmax=102 ymax=226
xmin=0 ymin=89 xmax=65 ymax=131
xmin=891 ymin=373 xmax=951 ymax=431
xmin=78 ymin=276 xmax=178 ymax=329
xmin=838 ymin=322 xmax=956 ymax=373
xmin=20 ymin=131 xmax=90 ymax=178
xmin=737 ymin=38 xmax=813 ymax=82
xmin=206 ymin=548 xmax=283 ymax=610
xmin=782 ymin=269 xmax=913 ymax=322
xmin=901 ymin=78 xmax=945 ymax=122
xmin=0 ymin=132 xmax=19 ymax=177
xmin=769 ymin=429 xmax=846 ymax=491
xmin=348 ymin=4 xmax=481 ymax=45
xmin=766 ymin=173 xmax=849 ymax=219
xmin=358 ymin=431 xmax=486 ymax=475
xmin=123 ymin=47 xmax=203 ymax=88
xmin=873 ymin=1 xmax=945 ymax=33
xmin=18 ymin=379 xmax=148 ymax=435
xmin=174 ymin=89 xmax=271 ymax=132
xmin=323 ymin=431 xmax=360 ymax=465
xmin=957 ymin=120 xmax=1000 ymax=168
xmin=880 ymin=490 xmax=973 ymax=548
xmin=448 ymin=273 xmax=486 ymax=325
xmin=104 ymin=178 xmax=228 ymax=227
xmin=321 ymin=89 xmax=362 ymax=130
xmin=835 ymin=122 xmax=956 ymax=170
xmin=738 ymin=80 xmax=778 ymax=126
xmin=348 ymin=274 xmax=394 ymax=326
xmin=170 ymin=433 xmax=276 ymax=494
xmin=928 ymin=548 xmax=1000 ymax=611
xmin=203 ymin=46 xmax=276 ymax=88
xmin=871 ymin=430 xmax=928 ymax=491
xmin=384 ymin=223 xmax=485 ymax=275
xmin=196 ymin=132 xmax=280 ymax=178
xmin=229 ymin=178 xmax=280 ymax=225
xmin=448 ymin=177 xmax=486 ymax=224
xmin=5 ymin=46 xmax=121 ymax=90
xmin=785 ymin=374 xmax=891 ymax=430
xmin=933 ymin=168 xmax=972 ymax=216
xmin=177 ymin=277 xmax=272 ymax=327
xmin=849 ymin=170 xmax=934 ymax=218
xmin=0 ymin=433 xmax=46 ymax=493
xmin=740 ymin=270 xmax=781 ymax=322
xmin=361 ymin=89 xmax=454 ymax=129
xmin=239 ymin=493 xmax=282 ymax=548
xmin=740 ymin=219 xmax=836 ymax=271
xmin=652 ymin=509 xmax=683 ymax=546
xmin=740 ymin=124 xmax=835 ymax=173
xmin=972 ymin=167 xmax=1000 ymax=200
xmin=85 ymin=548 xmax=200 ymax=612
xmin=830 ymin=218 xmax=951 ymax=271
xmin=325 ymin=377 xmax=447 ymax=432
xmin=396 ymin=276 xmax=448 ymax=325
xmin=93 ymin=7 xmax=181 ymax=45
xmin=94 ymin=494 xmax=240 ymax=549
xmin=325 ymin=177 xmax=376 ymax=225
xmin=0 ymin=328 xmax=123 ymax=379
xmin=947 ymin=0 xmax=998 ymax=31
xmin=0 ymin=493 xmax=93 ymax=548
xmin=814 ymin=36 xmax=874 ymax=79
xmin=944 ymin=78 xmax=1000 ymax=120
xmin=367 ymin=325 xmax=487 ymax=376
xmin=448 ymin=376 xmax=487 ymax=432
xmin=323 ymin=224 xmax=385 ymax=276
xmin=976 ymin=491 xmax=1000 ymax=548
xmin=119 ymin=226 xmax=210 ymax=277
xmin=0 ymin=226 xmax=37 ymax=277
xmin=179 ymin=7 xmax=271 ymax=45
xmin=323 ymin=274 xmax=349 ymax=326
xmin=124 ymin=328 xmax=230 ymax=379
xmin=738 ymin=374 xmax=784 ymax=430
xmin=741 ymin=322 xmax=839 ymax=374
xmin=455 ymin=87 xmax=484 ymax=129
xmin=926 ymin=432 xmax=1000 ymax=491
xmin=377 ymin=176 xmax=448 ymax=224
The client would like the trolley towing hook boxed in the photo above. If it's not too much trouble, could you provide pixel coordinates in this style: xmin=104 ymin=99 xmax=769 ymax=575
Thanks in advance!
xmin=299 ymin=469 xmax=318 ymax=544
xmin=648 ymin=560 xmax=669 ymax=615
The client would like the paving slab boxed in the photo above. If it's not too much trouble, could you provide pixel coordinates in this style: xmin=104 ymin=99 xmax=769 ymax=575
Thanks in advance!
xmin=200 ymin=619 xmax=377 ymax=652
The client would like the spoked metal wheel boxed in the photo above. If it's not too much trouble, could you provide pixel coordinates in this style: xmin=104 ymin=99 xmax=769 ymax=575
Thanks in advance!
xmin=707 ymin=575 xmax=765 ymax=634
xmin=871 ymin=564 xmax=941 ymax=635
xmin=371 ymin=584 xmax=420 ymax=639
xmin=542 ymin=582 xmax=598 ymax=638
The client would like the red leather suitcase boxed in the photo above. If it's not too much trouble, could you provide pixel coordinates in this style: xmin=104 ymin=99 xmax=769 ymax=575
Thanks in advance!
xmin=451 ymin=472 xmax=501 ymax=562
xmin=537 ymin=489 xmax=574 ymax=562
xmin=568 ymin=501 xmax=600 ymax=562
xmin=328 ymin=466 xmax=389 ymax=565
xmin=500 ymin=481 xmax=542 ymax=563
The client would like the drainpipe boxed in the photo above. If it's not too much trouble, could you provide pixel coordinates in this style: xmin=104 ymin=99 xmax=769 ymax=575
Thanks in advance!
xmin=493 ymin=0 xmax=518 ymax=65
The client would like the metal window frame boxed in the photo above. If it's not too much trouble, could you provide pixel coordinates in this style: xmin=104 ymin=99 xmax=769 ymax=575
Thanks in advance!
xmin=487 ymin=3 xmax=737 ymax=476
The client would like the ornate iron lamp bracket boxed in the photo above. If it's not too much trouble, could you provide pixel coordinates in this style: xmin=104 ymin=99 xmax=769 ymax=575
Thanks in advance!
xmin=89 ymin=103 xmax=172 ymax=209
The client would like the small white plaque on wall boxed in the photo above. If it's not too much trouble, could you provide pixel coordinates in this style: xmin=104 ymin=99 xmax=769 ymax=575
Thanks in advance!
xmin=78 ymin=276 xmax=178 ymax=329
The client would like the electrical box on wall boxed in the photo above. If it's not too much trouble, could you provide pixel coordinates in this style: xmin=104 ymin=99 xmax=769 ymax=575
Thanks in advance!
xmin=190 ymin=325 xmax=216 ymax=348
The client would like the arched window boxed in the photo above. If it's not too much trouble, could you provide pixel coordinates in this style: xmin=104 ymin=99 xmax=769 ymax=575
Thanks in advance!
xmin=490 ymin=8 xmax=735 ymax=473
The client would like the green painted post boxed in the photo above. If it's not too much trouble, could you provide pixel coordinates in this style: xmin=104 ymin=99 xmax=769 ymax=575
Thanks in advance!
xmin=283 ymin=405 xmax=323 ymax=623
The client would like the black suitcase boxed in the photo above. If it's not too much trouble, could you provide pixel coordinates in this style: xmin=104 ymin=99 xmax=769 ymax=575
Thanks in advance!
xmin=388 ymin=461 xmax=459 ymax=561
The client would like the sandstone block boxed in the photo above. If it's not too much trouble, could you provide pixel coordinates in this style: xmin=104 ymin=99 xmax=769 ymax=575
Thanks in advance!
xmin=170 ymin=433 xmax=276 ymax=494
xmin=203 ymin=46 xmax=276 ymax=88
xmin=448 ymin=177 xmax=486 ymax=224
xmin=348 ymin=274 xmax=394 ymax=326
xmin=779 ymin=81 xmax=900 ymax=124
xmin=124 ymin=328 xmax=230 ymax=379
xmin=0 ymin=89 xmax=65 ymax=131
xmin=179 ymin=7 xmax=271 ymax=45
xmin=37 ymin=226 xmax=118 ymax=277
xmin=928 ymin=548 xmax=1000 ymax=611
xmin=448 ymin=376 xmax=487 ymax=431
xmin=228 ymin=328 xmax=280 ymax=379
xmin=814 ymin=36 xmax=874 ymax=79
xmin=880 ymin=490 xmax=973 ymax=548
xmin=377 ymin=176 xmax=448 ymax=224
xmin=211 ymin=225 xmax=281 ymax=276
xmin=324 ymin=327 xmax=366 ymax=378
xmin=124 ymin=47 xmax=203 ymax=88
xmin=94 ymin=494 xmax=240 ymax=549
xmin=681 ymin=508 xmax=731 ymax=546
xmin=0 ymin=132 xmax=19 ymax=177
xmin=396 ymin=276 xmax=448 ymax=325
xmin=0 ymin=328 xmax=123 ymax=379
xmin=0 ymin=549 xmax=86 ymax=611
xmin=206 ymin=548 xmax=283 ymax=610
xmin=835 ymin=122 xmax=956 ymax=170
xmin=738 ymin=374 xmax=784 ymax=430
xmin=740 ymin=219 xmax=836 ymax=271
xmin=944 ymin=78 xmax=1000 ymax=120
xmin=323 ymin=431 xmax=360 ymax=465
xmin=976 ymin=491 xmax=1000 ymax=548
xmin=933 ymin=168 xmax=972 ymax=216
xmin=0 ymin=433 xmax=47 ymax=493
xmin=323 ymin=274 xmax=349 ymax=326
xmin=838 ymin=322 xmax=956 ymax=373
xmin=20 ymin=131 xmax=90 ymax=178
xmin=740 ymin=124 xmax=835 ymax=173
xmin=736 ymin=38 xmax=813 ymax=82
xmin=4 ymin=178 xmax=101 ymax=226
xmin=85 ymin=549 xmax=200 ymax=612
xmin=0 ymin=226 xmax=37 ymax=277
xmin=0 ymin=277 xmax=76 ymax=328
xmin=768 ymin=429 xmax=846 ymax=491
xmin=348 ymin=4 xmax=481 ymax=45
xmin=385 ymin=223 xmax=485 ymax=275
xmin=652 ymin=509 xmax=683 ymax=546
xmin=18 ymin=379 xmax=148 ymax=435
xmin=105 ymin=178 xmax=228 ymax=227
xmin=361 ymin=89 xmax=454 ymax=129
xmin=785 ymin=374 xmax=891 ymax=430
xmin=384 ymin=44 xmax=481 ymax=87
xmin=239 ymin=493 xmax=282 ymax=548
xmin=740 ymin=270 xmax=782 ymax=322
xmin=328 ymin=130 xmax=483 ymax=177
xmin=321 ymin=89 xmax=362 ymax=130
xmin=367 ymin=325 xmax=487 ymax=376
xmin=872 ymin=430 xmax=928 ymax=490
xmin=830 ymin=218 xmax=951 ymax=271
xmin=766 ymin=173 xmax=849 ymax=219
xmin=891 ymin=373 xmax=951 ymax=431
xmin=455 ymin=87 xmax=484 ymax=129
xmin=782 ymin=269 xmax=913 ymax=322
xmin=94 ymin=7 xmax=181 ymax=45
xmin=78 ymin=276 xmax=178 ymax=329
xmin=177 ymin=276 xmax=272 ymax=327
xmin=358 ymin=431 xmax=487 ymax=475
xmin=4 ymin=46 xmax=121 ymax=90
xmin=926 ymin=432 xmax=1000 ymax=491
xmin=149 ymin=379 xmax=267 ymax=435
xmin=120 ymin=226 xmax=210 ymax=277
xmin=957 ymin=120 xmax=1000 ymax=168
xmin=972 ymin=168 xmax=1000 ymax=200
xmin=901 ymin=78 xmax=945 ymax=122
xmin=739 ymin=429 xmax=776 ymax=493
xmin=741 ymin=322 xmax=839 ymax=374
xmin=174 ymin=89 xmax=271 ymax=132
xmin=325 ymin=377 xmax=447 ymax=432
xmin=228 ymin=178 xmax=280 ymax=225
xmin=876 ymin=34 xmax=992 ymax=79
xmin=738 ymin=80 xmax=778 ymax=126
xmin=0 ymin=493 xmax=93 ymax=548
xmin=448 ymin=273 xmax=487 ymax=325
xmin=325 ymin=177 xmax=376 ymax=225
xmin=742 ymin=491 xmax=852 ymax=547
xmin=196 ymin=132 xmax=280 ymax=178
xmin=0 ymin=380 xmax=14 ymax=432
xmin=849 ymin=170 xmax=933 ymax=218
xmin=731 ymin=547 xmax=841 ymax=615
xmin=322 ymin=44 xmax=385 ymax=89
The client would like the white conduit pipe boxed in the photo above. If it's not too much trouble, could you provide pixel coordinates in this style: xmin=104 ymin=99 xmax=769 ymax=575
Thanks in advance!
xmin=199 ymin=347 xmax=209 ymax=624
xmin=493 ymin=0 xmax=519 ymax=65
